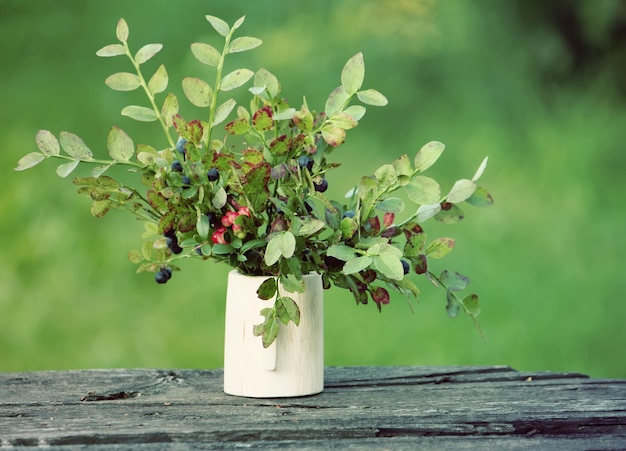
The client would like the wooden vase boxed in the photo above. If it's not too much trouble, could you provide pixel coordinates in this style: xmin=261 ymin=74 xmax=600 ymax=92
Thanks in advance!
xmin=223 ymin=270 xmax=324 ymax=398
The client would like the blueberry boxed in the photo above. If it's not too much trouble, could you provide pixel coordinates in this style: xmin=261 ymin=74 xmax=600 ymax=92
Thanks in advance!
xmin=155 ymin=269 xmax=170 ymax=284
xmin=167 ymin=237 xmax=183 ymax=255
xmin=297 ymin=156 xmax=314 ymax=171
xmin=401 ymin=259 xmax=410 ymax=275
xmin=176 ymin=137 xmax=187 ymax=153
xmin=181 ymin=175 xmax=191 ymax=188
xmin=314 ymin=178 xmax=328 ymax=193
xmin=171 ymin=161 xmax=183 ymax=172
xmin=207 ymin=168 xmax=219 ymax=182
xmin=342 ymin=210 xmax=355 ymax=219
xmin=205 ymin=211 xmax=217 ymax=226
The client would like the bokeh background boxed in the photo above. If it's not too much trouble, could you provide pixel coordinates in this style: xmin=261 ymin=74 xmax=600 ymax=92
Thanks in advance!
xmin=2 ymin=0 xmax=625 ymax=378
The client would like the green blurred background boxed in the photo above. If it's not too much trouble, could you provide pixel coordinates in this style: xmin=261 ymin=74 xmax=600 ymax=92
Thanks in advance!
xmin=2 ymin=0 xmax=625 ymax=378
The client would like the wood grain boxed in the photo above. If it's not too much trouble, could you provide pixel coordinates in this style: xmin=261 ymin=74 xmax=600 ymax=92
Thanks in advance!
xmin=1 ymin=366 xmax=625 ymax=449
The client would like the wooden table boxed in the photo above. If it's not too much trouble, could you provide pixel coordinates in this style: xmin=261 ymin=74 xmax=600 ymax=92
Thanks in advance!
xmin=1 ymin=366 xmax=625 ymax=449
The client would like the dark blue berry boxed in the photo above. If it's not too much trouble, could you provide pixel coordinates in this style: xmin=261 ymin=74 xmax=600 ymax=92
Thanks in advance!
xmin=166 ymin=237 xmax=183 ymax=255
xmin=401 ymin=259 xmax=410 ymax=275
xmin=155 ymin=269 xmax=170 ymax=284
xmin=171 ymin=161 xmax=183 ymax=172
xmin=314 ymin=178 xmax=328 ymax=193
xmin=181 ymin=175 xmax=191 ymax=188
xmin=205 ymin=211 xmax=217 ymax=226
xmin=297 ymin=156 xmax=314 ymax=171
xmin=342 ymin=210 xmax=355 ymax=219
xmin=176 ymin=137 xmax=187 ymax=153
xmin=207 ymin=168 xmax=219 ymax=182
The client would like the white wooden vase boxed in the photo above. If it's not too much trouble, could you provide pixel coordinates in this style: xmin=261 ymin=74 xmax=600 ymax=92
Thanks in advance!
xmin=223 ymin=270 xmax=324 ymax=398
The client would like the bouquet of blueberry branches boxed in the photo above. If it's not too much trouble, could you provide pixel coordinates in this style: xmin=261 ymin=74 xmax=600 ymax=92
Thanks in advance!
xmin=15 ymin=14 xmax=493 ymax=346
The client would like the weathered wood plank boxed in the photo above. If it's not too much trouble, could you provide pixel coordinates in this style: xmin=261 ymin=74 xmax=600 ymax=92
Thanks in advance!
xmin=1 ymin=366 xmax=625 ymax=449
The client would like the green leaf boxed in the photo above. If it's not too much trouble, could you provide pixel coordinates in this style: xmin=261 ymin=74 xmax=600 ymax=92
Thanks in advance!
xmin=135 ymin=43 xmax=163 ymax=64
xmin=466 ymin=186 xmax=494 ymax=207
xmin=276 ymin=296 xmax=301 ymax=326
xmin=212 ymin=186 xmax=227 ymax=209
xmin=116 ymin=18 xmax=129 ymax=43
xmin=228 ymin=36 xmax=263 ymax=53
xmin=373 ymin=253 xmax=404 ymax=280
xmin=392 ymin=154 xmax=412 ymax=182
xmin=190 ymin=42 xmax=221 ymax=67
xmin=440 ymin=270 xmax=469 ymax=291
xmin=280 ymin=273 xmax=304 ymax=293
xmin=233 ymin=16 xmax=246 ymax=30
xmin=297 ymin=218 xmax=325 ymax=236
xmin=416 ymin=203 xmax=441 ymax=222
xmin=107 ymin=126 xmax=134 ymax=161
xmin=257 ymin=278 xmax=277 ymax=300
xmin=90 ymin=200 xmax=111 ymax=218
xmin=96 ymin=44 xmax=125 ymax=57
xmin=446 ymin=179 xmax=476 ymax=203
xmin=220 ymin=69 xmax=254 ymax=92
xmin=472 ymin=156 xmax=489 ymax=182
xmin=254 ymin=68 xmax=280 ymax=98
xmin=148 ymin=64 xmax=168 ymax=94
xmin=343 ymin=105 xmax=366 ymax=121
xmin=329 ymin=113 xmax=358 ymax=130
xmin=425 ymin=237 xmax=455 ymax=259
xmin=446 ymin=290 xmax=461 ymax=317
xmin=182 ymin=77 xmax=213 ymax=107
xmin=374 ymin=164 xmax=397 ymax=190
xmin=415 ymin=141 xmax=445 ymax=172
xmin=205 ymin=15 xmax=230 ymax=37
xmin=196 ymin=211 xmax=210 ymax=240
xmin=343 ymin=256 xmax=373 ymax=275
xmin=121 ymin=105 xmax=158 ymax=122
xmin=435 ymin=204 xmax=465 ymax=224
xmin=56 ymin=160 xmax=80 ymax=178
xmin=341 ymin=52 xmax=365 ymax=95
xmin=273 ymin=108 xmax=296 ymax=121
xmin=36 ymin=130 xmax=60 ymax=156
xmin=321 ymin=124 xmax=346 ymax=147
xmin=356 ymin=89 xmax=388 ymax=106
xmin=213 ymin=98 xmax=237 ymax=127
xmin=105 ymin=72 xmax=141 ymax=91
xmin=128 ymin=249 xmax=142 ymax=264
xmin=325 ymin=86 xmax=350 ymax=117
xmin=327 ymin=244 xmax=357 ymax=261
xmin=264 ymin=231 xmax=296 ymax=266
xmin=91 ymin=164 xmax=111 ymax=178
xmin=161 ymin=93 xmax=179 ymax=127
xmin=375 ymin=197 xmax=405 ymax=213
xmin=59 ymin=132 xmax=93 ymax=159
xmin=405 ymin=176 xmax=440 ymax=205
xmin=462 ymin=294 xmax=481 ymax=316
xmin=15 ymin=152 xmax=45 ymax=171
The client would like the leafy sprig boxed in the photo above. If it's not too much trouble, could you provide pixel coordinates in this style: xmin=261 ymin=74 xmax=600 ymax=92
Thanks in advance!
xmin=15 ymin=14 xmax=494 ymax=348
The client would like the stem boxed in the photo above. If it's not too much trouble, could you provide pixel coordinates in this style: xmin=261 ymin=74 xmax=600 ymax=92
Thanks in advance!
xmin=204 ymin=29 xmax=235 ymax=149
xmin=124 ymin=43 xmax=176 ymax=149
xmin=47 ymin=153 xmax=144 ymax=169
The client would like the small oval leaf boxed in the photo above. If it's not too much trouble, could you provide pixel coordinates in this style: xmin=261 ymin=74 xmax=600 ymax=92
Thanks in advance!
xmin=36 ymin=130 xmax=60 ymax=156
xmin=190 ymin=42 xmax=221 ymax=67
xmin=116 ymin=18 xmax=129 ymax=43
xmin=213 ymin=98 xmax=237 ymax=127
xmin=105 ymin=72 xmax=141 ymax=91
xmin=182 ymin=77 xmax=213 ymax=107
xmin=415 ymin=141 xmax=445 ymax=172
xmin=59 ymin=132 xmax=93 ymax=159
xmin=325 ymin=86 xmax=350 ymax=117
xmin=406 ymin=176 xmax=441 ymax=205
xmin=96 ymin=44 xmax=125 ymax=57
xmin=107 ymin=126 xmax=135 ymax=161
xmin=161 ymin=93 xmax=179 ymax=127
xmin=446 ymin=179 xmax=476 ymax=204
xmin=341 ymin=52 xmax=365 ymax=95
xmin=254 ymin=68 xmax=280 ymax=98
xmin=135 ymin=43 xmax=163 ymax=64
xmin=15 ymin=152 xmax=45 ymax=171
xmin=148 ymin=64 xmax=168 ymax=94
xmin=121 ymin=105 xmax=158 ymax=122
xmin=228 ymin=36 xmax=263 ymax=53
xmin=205 ymin=15 xmax=230 ymax=37
xmin=56 ymin=160 xmax=80 ymax=178
xmin=220 ymin=69 xmax=254 ymax=92
xmin=357 ymin=89 xmax=388 ymax=106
